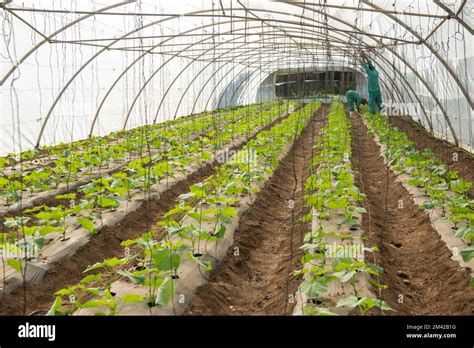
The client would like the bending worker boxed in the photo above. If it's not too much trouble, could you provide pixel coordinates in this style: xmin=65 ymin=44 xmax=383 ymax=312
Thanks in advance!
xmin=362 ymin=53 xmax=384 ymax=115
xmin=345 ymin=90 xmax=367 ymax=116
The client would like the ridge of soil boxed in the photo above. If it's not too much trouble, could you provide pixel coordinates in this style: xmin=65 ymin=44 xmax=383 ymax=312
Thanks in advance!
xmin=389 ymin=116 xmax=474 ymax=198
xmin=184 ymin=105 xmax=328 ymax=315
xmin=351 ymin=113 xmax=474 ymax=315
xmin=0 ymin=110 xmax=295 ymax=316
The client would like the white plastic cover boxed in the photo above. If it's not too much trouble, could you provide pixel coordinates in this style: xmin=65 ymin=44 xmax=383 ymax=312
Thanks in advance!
xmin=1 ymin=0 xmax=472 ymax=155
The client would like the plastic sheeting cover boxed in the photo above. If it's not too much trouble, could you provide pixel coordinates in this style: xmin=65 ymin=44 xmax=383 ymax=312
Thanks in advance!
xmin=0 ymin=0 xmax=473 ymax=155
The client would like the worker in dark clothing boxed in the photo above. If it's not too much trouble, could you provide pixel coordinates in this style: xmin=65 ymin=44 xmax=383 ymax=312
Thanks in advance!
xmin=345 ymin=90 xmax=367 ymax=117
xmin=361 ymin=53 xmax=384 ymax=114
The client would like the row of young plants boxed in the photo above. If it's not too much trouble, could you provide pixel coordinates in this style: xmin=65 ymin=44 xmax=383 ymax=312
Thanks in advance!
xmin=0 ymin=102 xmax=297 ymax=284
xmin=0 ymin=103 xmax=275 ymax=206
xmin=295 ymin=102 xmax=392 ymax=315
xmin=47 ymin=101 xmax=320 ymax=315
xmin=0 ymin=103 xmax=270 ymax=168
xmin=361 ymin=108 xmax=474 ymax=286
xmin=0 ymin=109 xmax=213 ymax=176
xmin=0 ymin=112 xmax=208 ymax=164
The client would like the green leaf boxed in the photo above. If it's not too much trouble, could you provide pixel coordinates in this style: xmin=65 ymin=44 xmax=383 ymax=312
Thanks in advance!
xmin=46 ymin=297 xmax=63 ymax=316
xmin=186 ymin=212 xmax=203 ymax=222
xmin=152 ymin=248 xmax=180 ymax=272
xmin=35 ymin=211 xmax=54 ymax=221
xmin=80 ymin=299 xmax=109 ymax=309
xmin=155 ymin=276 xmax=174 ymax=306
xmin=121 ymin=239 xmax=137 ymax=247
xmin=213 ymin=223 xmax=226 ymax=238
xmin=369 ymin=278 xmax=388 ymax=290
xmin=336 ymin=295 xmax=360 ymax=308
xmin=201 ymin=151 xmax=212 ymax=161
xmin=84 ymin=261 xmax=105 ymax=272
xmin=55 ymin=287 xmax=76 ymax=296
xmin=455 ymin=225 xmax=474 ymax=239
xmin=121 ymin=294 xmax=145 ymax=303
xmin=408 ymin=177 xmax=424 ymax=187
xmin=348 ymin=186 xmax=363 ymax=199
xmin=299 ymin=279 xmax=327 ymax=299
xmin=55 ymin=193 xmax=76 ymax=200
xmin=24 ymin=205 xmax=46 ymax=213
xmin=80 ymin=273 xmax=102 ymax=284
xmin=34 ymin=237 xmax=45 ymax=249
xmin=4 ymin=216 xmax=30 ymax=228
xmin=332 ymin=257 xmax=353 ymax=270
xmin=7 ymin=258 xmax=22 ymax=273
xmin=39 ymin=225 xmax=56 ymax=236
xmin=104 ymin=257 xmax=127 ymax=268
xmin=334 ymin=270 xmax=356 ymax=283
xmin=78 ymin=217 xmax=96 ymax=234
xmin=376 ymin=299 xmax=394 ymax=311
xmin=0 ymin=177 xmax=9 ymax=187
xmin=302 ymin=306 xmax=337 ymax=316
xmin=326 ymin=196 xmax=347 ymax=210
xmin=450 ymin=179 xmax=472 ymax=194
xmin=460 ymin=246 xmax=474 ymax=263
xmin=97 ymin=196 xmax=119 ymax=208
xmin=22 ymin=225 xmax=39 ymax=236
xmin=221 ymin=206 xmax=237 ymax=219
xmin=116 ymin=269 xmax=146 ymax=285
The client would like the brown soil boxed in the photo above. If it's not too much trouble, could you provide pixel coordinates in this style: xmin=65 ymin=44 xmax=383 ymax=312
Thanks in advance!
xmin=351 ymin=113 xmax=474 ymax=315
xmin=0 ymin=108 xmax=295 ymax=316
xmin=185 ymin=106 xmax=328 ymax=315
xmin=389 ymin=116 xmax=474 ymax=198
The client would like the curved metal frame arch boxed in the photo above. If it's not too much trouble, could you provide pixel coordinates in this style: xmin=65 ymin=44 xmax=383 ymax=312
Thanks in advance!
xmin=108 ymin=9 xmax=457 ymax=141
xmin=223 ymin=48 xmax=433 ymax=130
xmin=29 ymin=13 xmax=363 ymax=142
xmin=34 ymin=8 xmax=260 ymax=146
xmin=188 ymin=26 xmax=433 ymax=130
xmin=0 ymin=0 xmax=136 ymax=86
xmin=31 ymin=6 xmax=415 ymax=145
xmin=362 ymin=1 xmax=473 ymax=109
xmin=146 ymin=23 xmax=431 ymax=129
xmin=92 ymin=21 xmax=353 ymax=135
xmin=281 ymin=3 xmax=459 ymax=143
xmin=2 ymin=3 xmax=463 ymax=146
xmin=169 ymin=37 xmax=356 ymax=120
xmin=117 ymin=22 xmax=363 ymax=128
xmin=129 ymin=31 xmax=340 ymax=127
xmin=91 ymin=19 xmax=254 ymax=135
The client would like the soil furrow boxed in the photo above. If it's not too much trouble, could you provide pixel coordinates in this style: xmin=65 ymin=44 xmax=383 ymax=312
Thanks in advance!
xmin=185 ymin=105 xmax=328 ymax=315
xmin=351 ymin=113 xmax=474 ymax=315
xmin=0 ymin=109 xmax=295 ymax=316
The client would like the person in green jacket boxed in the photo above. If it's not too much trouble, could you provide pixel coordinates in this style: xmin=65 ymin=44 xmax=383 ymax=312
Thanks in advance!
xmin=362 ymin=54 xmax=384 ymax=115
xmin=345 ymin=90 xmax=367 ymax=114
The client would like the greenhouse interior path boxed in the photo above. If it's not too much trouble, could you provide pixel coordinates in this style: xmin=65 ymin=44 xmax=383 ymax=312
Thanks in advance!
xmin=350 ymin=113 xmax=474 ymax=315
xmin=0 ymin=107 xmax=297 ymax=316
xmin=185 ymin=106 xmax=328 ymax=315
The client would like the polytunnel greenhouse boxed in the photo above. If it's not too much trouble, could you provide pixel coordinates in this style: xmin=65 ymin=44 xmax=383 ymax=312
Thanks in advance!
xmin=0 ymin=0 xmax=473 ymax=345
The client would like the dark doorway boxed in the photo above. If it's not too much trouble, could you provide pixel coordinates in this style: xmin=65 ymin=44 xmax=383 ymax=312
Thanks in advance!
xmin=275 ymin=70 xmax=356 ymax=98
